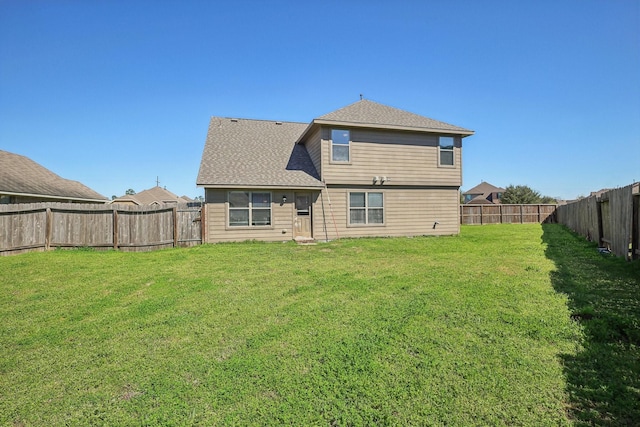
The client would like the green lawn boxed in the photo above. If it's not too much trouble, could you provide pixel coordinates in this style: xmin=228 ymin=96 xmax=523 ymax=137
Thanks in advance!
xmin=1 ymin=224 xmax=638 ymax=426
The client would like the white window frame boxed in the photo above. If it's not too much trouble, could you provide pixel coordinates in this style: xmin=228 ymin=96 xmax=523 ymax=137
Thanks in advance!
xmin=331 ymin=129 xmax=351 ymax=163
xmin=348 ymin=191 xmax=384 ymax=226
xmin=438 ymin=136 xmax=455 ymax=167
xmin=227 ymin=191 xmax=272 ymax=227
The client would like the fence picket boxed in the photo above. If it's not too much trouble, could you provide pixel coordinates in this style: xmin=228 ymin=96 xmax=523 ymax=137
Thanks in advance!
xmin=556 ymin=183 xmax=639 ymax=260
xmin=460 ymin=204 xmax=557 ymax=225
xmin=0 ymin=202 xmax=202 ymax=255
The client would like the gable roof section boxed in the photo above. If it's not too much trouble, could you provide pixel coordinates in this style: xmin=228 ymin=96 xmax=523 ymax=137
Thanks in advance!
xmin=0 ymin=150 xmax=107 ymax=202
xmin=197 ymin=118 xmax=323 ymax=189
xmin=112 ymin=186 xmax=191 ymax=205
xmin=463 ymin=181 xmax=505 ymax=204
xmin=308 ymin=99 xmax=474 ymax=136
xmin=464 ymin=181 xmax=505 ymax=196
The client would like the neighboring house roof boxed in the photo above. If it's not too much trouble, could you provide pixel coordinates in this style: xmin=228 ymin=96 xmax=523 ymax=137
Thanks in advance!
xmin=0 ymin=149 xmax=107 ymax=202
xmin=112 ymin=186 xmax=191 ymax=205
xmin=197 ymin=118 xmax=324 ymax=189
xmin=307 ymin=99 xmax=474 ymax=136
xmin=463 ymin=181 xmax=505 ymax=204
xmin=465 ymin=181 xmax=505 ymax=195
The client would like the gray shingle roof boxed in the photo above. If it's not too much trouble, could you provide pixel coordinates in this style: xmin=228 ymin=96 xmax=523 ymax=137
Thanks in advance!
xmin=314 ymin=99 xmax=473 ymax=134
xmin=197 ymin=118 xmax=323 ymax=188
xmin=0 ymin=150 xmax=107 ymax=201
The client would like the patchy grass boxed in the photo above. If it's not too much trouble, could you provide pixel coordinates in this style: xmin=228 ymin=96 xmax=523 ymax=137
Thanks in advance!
xmin=0 ymin=224 xmax=636 ymax=425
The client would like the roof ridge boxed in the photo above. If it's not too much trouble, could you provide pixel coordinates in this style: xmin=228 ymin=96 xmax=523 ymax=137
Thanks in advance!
xmin=210 ymin=116 xmax=308 ymax=125
xmin=313 ymin=99 xmax=473 ymax=134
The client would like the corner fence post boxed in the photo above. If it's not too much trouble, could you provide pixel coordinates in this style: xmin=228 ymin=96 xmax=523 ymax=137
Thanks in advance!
xmin=200 ymin=204 xmax=206 ymax=244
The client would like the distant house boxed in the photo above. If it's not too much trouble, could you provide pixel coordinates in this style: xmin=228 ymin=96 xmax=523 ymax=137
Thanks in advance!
xmin=462 ymin=182 xmax=505 ymax=204
xmin=0 ymin=150 xmax=107 ymax=204
xmin=197 ymin=99 xmax=474 ymax=243
xmin=111 ymin=186 xmax=193 ymax=205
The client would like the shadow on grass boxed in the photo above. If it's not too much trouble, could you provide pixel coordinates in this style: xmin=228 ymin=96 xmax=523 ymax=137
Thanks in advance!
xmin=542 ymin=224 xmax=640 ymax=426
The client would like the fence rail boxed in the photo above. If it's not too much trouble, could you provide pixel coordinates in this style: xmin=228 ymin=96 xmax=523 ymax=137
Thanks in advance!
xmin=556 ymin=183 xmax=639 ymax=260
xmin=0 ymin=202 xmax=202 ymax=256
xmin=460 ymin=204 xmax=557 ymax=225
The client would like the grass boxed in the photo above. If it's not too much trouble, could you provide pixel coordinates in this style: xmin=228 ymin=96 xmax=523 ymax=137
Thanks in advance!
xmin=0 ymin=224 xmax=637 ymax=426
xmin=543 ymin=224 xmax=640 ymax=426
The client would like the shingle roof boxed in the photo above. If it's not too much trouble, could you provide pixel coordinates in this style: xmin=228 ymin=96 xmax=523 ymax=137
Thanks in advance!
xmin=464 ymin=181 xmax=505 ymax=195
xmin=463 ymin=181 xmax=505 ymax=204
xmin=197 ymin=118 xmax=323 ymax=188
xmin=0 ymin=150 xmax=107 ymax=201
xmin=112 ymin=186 xmax=191 ymax=205
xmin=313 ymin=99 xmax=473 ymax=135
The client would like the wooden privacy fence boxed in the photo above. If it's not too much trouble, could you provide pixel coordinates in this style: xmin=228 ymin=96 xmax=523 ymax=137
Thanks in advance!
xmin=461 ymin=204 xmax=557 ymax=225
xmin=556 ymin=183 xmax=640 ymax=261
xmin=0 ymin=202 xmax=202 ymax=255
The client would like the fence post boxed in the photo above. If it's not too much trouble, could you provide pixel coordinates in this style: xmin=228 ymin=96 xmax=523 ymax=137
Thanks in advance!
xmin=520 ymin=205 xmax=523 ymax=224
xmin=201 ymin=204 xmax=206 ymax=243
xmin=173 ymin=206 xmax=178 ymax=248
xmin=596 ymin=198 xmax=604 ymax=247
xmin=45 ymin=207 xmax=52 ymax=251
xmin=113 ymin=208 xmax=119 ymax=250
xmin=633 ymin=194 xmax=639 ymax=260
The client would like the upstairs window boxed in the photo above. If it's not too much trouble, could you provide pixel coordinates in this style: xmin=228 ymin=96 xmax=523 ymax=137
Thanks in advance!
xmin=228 ymin=191 xmax=271 ymax=227
xmin=331 ymin=129 xmax=350 ymax=162
xmin=349 ymin=192 xmax=384 ymax=225
xmin=439 ymin=136 xmax=455 ymax=166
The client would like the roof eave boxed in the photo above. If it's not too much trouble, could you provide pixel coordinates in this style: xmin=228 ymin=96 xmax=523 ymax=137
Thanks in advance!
xmin=0 ymin=190 xmax=108 ymax=203
xmin=310 ymin=119 xmax=474 ymax=136
xmin=294 ymin=122 xmax=317 ymax=144
xmin=197 ymin=183 xmax=325 ymax=190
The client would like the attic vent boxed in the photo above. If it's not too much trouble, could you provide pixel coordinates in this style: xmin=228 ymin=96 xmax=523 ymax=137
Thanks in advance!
xmin=230 ymin=118 xmax=238 ymax=122
xmin=275 ymin=121 xmax=283 ymax=125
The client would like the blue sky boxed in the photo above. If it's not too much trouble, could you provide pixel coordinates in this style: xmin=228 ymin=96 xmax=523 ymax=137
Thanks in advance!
xmin=1 ymin=0 xmax=638 ymax=200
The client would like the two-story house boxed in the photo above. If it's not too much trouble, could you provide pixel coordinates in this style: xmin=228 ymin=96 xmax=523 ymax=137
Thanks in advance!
xmin=462 ymin=181 xmax=505 ymax=204
xmin=196 ymin=100 xmax=473 ymax=243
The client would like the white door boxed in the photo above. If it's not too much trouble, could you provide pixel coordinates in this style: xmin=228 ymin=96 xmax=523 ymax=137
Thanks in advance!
xmin=293 ymin=193 xmax=312 ymax=239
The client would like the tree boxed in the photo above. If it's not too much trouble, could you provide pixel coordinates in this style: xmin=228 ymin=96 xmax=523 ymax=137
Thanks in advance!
xmin=501 ymin=185 xmax=542 ymax=204
xmin=125 ymin=188 xmax=136 ymax=195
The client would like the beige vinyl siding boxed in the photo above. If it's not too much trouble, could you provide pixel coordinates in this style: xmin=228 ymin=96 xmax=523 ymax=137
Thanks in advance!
xmin=303 ymin=127 xmax=322 ymax=178
xmin=313 ymin=186 xmax=460 ymax=240
xmin=204 ymin=189 xmax=297 ymax=243
xmin=205 ymin=186 xmax=459 ymax=242
xmin=320 ymin=128 xmax=462 ymax=186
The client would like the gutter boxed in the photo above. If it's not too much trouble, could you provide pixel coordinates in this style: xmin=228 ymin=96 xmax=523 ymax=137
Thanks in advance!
xmin=197 ymin=184 xmax=325 ymax=190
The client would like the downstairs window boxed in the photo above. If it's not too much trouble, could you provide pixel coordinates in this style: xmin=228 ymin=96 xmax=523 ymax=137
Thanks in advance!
xmin=349 ymin=192 xmax=384 ymax=225
xmin=228 ymin=191 xmax=272 ymax=226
